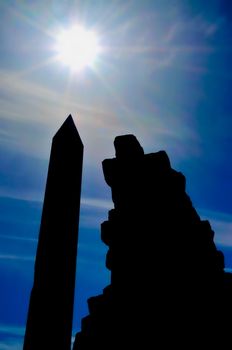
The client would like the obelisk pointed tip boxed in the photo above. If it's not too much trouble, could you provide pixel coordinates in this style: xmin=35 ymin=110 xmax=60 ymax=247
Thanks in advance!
xmin=53 ymin=115 xmax=83 ymax=146
xmin=66 ymin=114 xmax=75 ymax=124
xmin=58 ymin=114 xmax=76 ymax=131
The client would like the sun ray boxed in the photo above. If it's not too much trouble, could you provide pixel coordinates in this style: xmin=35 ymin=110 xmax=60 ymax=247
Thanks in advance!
xmin=90 ymin=60 xmax=134 ymax=125
xmin=13 ymin=56 xmax=59 ymax=78
xmin=9 ymin=4 xmax=56 ymax=40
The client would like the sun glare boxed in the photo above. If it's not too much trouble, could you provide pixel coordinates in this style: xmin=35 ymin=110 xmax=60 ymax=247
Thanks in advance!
xmin=55 ymin=25 xmax=101 ymax=71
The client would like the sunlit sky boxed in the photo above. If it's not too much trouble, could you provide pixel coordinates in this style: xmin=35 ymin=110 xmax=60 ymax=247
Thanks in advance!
xmin=0 ymin=0 xmax=232 ymax=348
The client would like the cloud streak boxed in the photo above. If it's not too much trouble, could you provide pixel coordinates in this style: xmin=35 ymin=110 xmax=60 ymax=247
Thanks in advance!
xmin=0 ymin=324 xmax=25 ymax=350
xmin=0 ymin=254 xmax=34 ymax=261
xmin=0 ymin=234 xmax=37 ymax=243
xmin=0 ymin=340 xmax=22 ymax=350
xmin=0 ymin=325 xmax=25 ymax=337
xmin=0 ymin=69 xmax=116 ymax=126
xmin=81 ymin=197 xmax=112 ymax=210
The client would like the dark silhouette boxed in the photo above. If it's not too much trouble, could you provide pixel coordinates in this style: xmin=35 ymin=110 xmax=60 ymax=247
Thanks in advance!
xmin=73 ymin=134 xmax=232 ymax=348
xmin=23 ymin=115 xmax=83 ymax=350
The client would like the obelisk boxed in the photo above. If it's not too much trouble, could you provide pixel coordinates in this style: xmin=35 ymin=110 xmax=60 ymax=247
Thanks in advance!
xmin=23 ymin=115 xmax=83 ymax=350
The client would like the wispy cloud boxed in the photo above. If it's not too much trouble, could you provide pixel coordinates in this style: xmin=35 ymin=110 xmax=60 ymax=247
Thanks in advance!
xmin=0 ymin=234 xmax=37 ymax=243
xmin=0 ymin=68 xmax=129 ymax=163
xmin=0 ymin=254 xmax=34 ymax=261
xmin=0 ymin=188 xmax=44 ymax=203
xmin=0 ymin=340 xmax=22 ymax=350
xmin=0 ymin=192 xmax=111 ymax=212
xmin=80 ymin=197 xmax=112 ymax=229
xmin=180 ymin=14 xmax=223 ymax=38
xmin=0 ymin=69 xmax=116 ymax=126
xmin=81 ymin=197 xmax=112 ymax=210
xmin=0 ymin=63 xmax=200 ymax=166
xmin=225 ymin=268 xmax=232 ymax=273
xmin=0 ymin=324 xmax=24 ymax=350
xmin=0 ymin=325 xmax=25 ymax=337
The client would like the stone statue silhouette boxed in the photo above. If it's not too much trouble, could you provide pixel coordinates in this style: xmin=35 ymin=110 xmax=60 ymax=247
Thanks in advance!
xmin=73 ymin=134 xmax=232 ymax=348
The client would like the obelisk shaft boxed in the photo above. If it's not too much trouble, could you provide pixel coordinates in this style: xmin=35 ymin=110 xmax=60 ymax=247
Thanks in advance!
xmin=23 ymin=115 xmax=83 ymax=350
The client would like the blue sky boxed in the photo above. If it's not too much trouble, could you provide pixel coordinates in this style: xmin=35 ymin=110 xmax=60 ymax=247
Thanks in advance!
xmin=0 ymin=0 xmax=232 ymax=348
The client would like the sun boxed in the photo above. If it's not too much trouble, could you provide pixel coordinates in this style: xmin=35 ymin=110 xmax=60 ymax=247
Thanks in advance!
xmin=54 ymin=25 xmax=101 ymax=71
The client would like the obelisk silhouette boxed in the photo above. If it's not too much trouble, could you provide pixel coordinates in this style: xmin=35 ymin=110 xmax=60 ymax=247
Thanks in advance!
xmin=23 ymin=115 xmax=83 ymax=350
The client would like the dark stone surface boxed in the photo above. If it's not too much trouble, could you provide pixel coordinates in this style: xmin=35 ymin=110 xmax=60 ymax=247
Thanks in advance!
xmin=73 ymin=134 xmax=232 ymax=347
xmin=23 ymin=115 xmax=83 ymax=350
